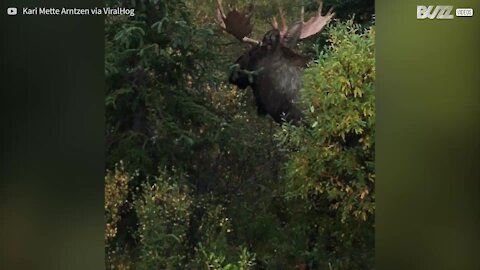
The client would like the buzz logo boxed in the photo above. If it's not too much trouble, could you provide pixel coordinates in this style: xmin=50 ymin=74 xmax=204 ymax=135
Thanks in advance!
xmin=417 ymin=6 xmax=454 ymax=19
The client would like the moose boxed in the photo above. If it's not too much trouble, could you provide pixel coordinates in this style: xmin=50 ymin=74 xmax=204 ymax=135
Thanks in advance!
xmin=216 ymin=0 xmax=335 ymax=124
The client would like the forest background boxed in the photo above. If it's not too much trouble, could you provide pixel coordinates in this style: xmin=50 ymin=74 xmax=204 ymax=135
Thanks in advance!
xmin=105 ymin=0 xmax=375 ymax=269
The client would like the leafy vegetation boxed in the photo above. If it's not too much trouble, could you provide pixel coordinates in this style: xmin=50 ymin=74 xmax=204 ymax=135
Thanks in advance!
xmin=105 ymin=0 xmax=374 ymax=269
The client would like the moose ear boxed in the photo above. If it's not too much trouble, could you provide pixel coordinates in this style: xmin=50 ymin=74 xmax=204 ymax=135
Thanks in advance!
xmin=282 ymin=22 xmax=302 ymax=48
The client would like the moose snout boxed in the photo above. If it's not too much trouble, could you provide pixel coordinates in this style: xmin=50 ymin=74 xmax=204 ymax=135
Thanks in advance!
xmin=229 ymin=67 xmax=251 ymax=89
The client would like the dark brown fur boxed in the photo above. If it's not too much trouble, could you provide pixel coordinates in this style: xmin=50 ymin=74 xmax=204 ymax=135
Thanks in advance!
xmin=229 ymin=29 xmax=308 ymax=124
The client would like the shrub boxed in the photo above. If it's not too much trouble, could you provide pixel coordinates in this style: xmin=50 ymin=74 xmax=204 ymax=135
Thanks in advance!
xmin=275 ymin=20 xmax=375 ymax=269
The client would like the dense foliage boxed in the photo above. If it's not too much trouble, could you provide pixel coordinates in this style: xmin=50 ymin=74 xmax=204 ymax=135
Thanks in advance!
xmin=275 ymin=21 xmax=375 ymax=269
xmin=105 ymin=0 xmax=374 ymax=269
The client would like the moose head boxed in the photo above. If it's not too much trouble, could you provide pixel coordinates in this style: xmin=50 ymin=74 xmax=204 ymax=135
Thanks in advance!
xmin=216 ymin=0 xmax=335 ymax=124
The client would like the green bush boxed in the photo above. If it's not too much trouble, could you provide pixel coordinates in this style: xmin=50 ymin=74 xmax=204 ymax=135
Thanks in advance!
xmin=134 ymin=169 xmax=192 ymax=269
xmin=275 ymin=20 xmax=375 ymax=269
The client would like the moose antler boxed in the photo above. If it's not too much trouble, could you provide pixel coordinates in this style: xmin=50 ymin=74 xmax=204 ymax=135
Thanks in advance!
xmin=216 ymin=0 xmax=259 ymax=45
xmin=272 ymin=1 xmax=335 ymax=42
xmin=271 ymin=8 xmax=288 ymax=37
xmin=299 ymin=1 xmax=335 ymax=39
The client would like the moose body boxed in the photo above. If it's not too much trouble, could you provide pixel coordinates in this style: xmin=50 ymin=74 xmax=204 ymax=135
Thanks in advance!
xmin=251 ymin=49 xmax=303 ymax=123
xmin=230 ymin=31 xmax=306 ymax=123
xmin=216 ymin=0 xmax=334 ymax=124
